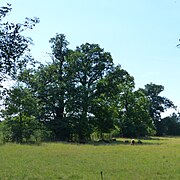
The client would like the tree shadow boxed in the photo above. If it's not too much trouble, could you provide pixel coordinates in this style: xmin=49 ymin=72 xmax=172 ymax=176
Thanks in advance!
xmin=90 ymin=138 xmax=164 ymax=146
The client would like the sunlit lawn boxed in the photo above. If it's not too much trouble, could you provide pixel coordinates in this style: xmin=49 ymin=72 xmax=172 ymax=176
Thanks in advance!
xmin=0 ymin=137 xmax=180 ymax=179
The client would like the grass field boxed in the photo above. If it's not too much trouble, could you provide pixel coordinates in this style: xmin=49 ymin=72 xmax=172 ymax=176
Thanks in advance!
xmin=0 ymin=137 xmax=180 ymax=180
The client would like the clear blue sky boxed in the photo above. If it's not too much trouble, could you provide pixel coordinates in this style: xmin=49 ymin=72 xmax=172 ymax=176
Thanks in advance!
xmin=2 ymin=0 xmax=180 ymax=113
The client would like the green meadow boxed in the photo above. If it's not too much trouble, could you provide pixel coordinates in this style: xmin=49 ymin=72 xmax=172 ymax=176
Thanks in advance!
xmin=0 ymin=137 xmax=180 ymax=180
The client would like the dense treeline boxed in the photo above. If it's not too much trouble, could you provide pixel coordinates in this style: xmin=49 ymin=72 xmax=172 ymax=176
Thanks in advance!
xmin=0 ymin=4 xmax=180 ymax=143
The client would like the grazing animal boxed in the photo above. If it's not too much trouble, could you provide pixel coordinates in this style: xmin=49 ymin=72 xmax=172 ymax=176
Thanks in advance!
xmin=131 ymin=139 xmax=135 ymax=145
xmin=137 ymin=139 xmax=143 ymax=144
xmin=124 ymin=140 xmax=129 ymax=143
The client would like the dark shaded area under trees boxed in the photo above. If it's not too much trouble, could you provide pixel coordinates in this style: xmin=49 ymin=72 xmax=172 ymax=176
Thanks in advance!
xmin=0 ymin=4 xmax=179 ymax=143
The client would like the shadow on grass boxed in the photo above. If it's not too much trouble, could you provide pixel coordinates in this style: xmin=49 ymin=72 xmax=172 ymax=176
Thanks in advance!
xmin=141 ymin=136 xmax=168 ymax=141
xmin=88 ymin=138 xmax=164 ymax=146
xmin=90 ymin=141 xmax=163 ymax=146
xmin=53 ymin=137 xmax=166 ymax=146
xmin=0 ymin=136 xmax=167 ymax=146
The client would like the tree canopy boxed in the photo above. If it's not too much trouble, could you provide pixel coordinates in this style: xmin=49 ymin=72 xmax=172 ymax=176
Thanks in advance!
xmin=0 ymin=4 xmax=178 ymax=143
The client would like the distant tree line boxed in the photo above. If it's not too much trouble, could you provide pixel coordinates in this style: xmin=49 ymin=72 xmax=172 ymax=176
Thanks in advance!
xmin=0 ymin=4 xmax=180 ymax=143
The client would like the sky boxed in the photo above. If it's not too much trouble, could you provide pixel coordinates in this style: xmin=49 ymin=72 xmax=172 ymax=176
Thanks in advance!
xmin=1 ymin=0 xmax=180 ymax=114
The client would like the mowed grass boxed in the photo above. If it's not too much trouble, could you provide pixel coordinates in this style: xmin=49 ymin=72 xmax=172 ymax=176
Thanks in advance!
xmin=0 ymin=137 xmax=180 ymax=179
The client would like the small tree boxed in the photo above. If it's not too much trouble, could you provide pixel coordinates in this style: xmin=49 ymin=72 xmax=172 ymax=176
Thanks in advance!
xmin=140 ymin=83 xmax=176 ymax=135
xmin=1 ymin=85 xmax=41 ymax=143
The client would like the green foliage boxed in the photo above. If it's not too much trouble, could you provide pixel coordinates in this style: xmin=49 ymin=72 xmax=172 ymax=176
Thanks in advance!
xmin=1 ymin=114 xmax=51 ymax=143
xmin=0 ymin=3 xmax=177 ymax=143
xmin=17 ymin=34 xmax=71 ymax=141
xmin=0 ymin=4 xmax=176 ymax=141
xmin=92 ymin=66 xmax=132 ymax=137
xmin=119 ymin=90 xmax=154 ymax=138
xmin=140 ymin=83 xmax=176 ymax=135
xmin=0 ymin=85 xmax=50 ymax=143
xmin=17 ymin=38 xmax=116 ymax=142
xmin=65 ymin=43 xmax=113 ymax=141
xmin=0 ymin=3 xmax=39 ymax=82
xmin=95 ymin=66 xmax=154 ymax=138
xmin=158 ymin=113 xmax=180 ymax=136
xmin=2 ymin=32 xmax=176 ymax=141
